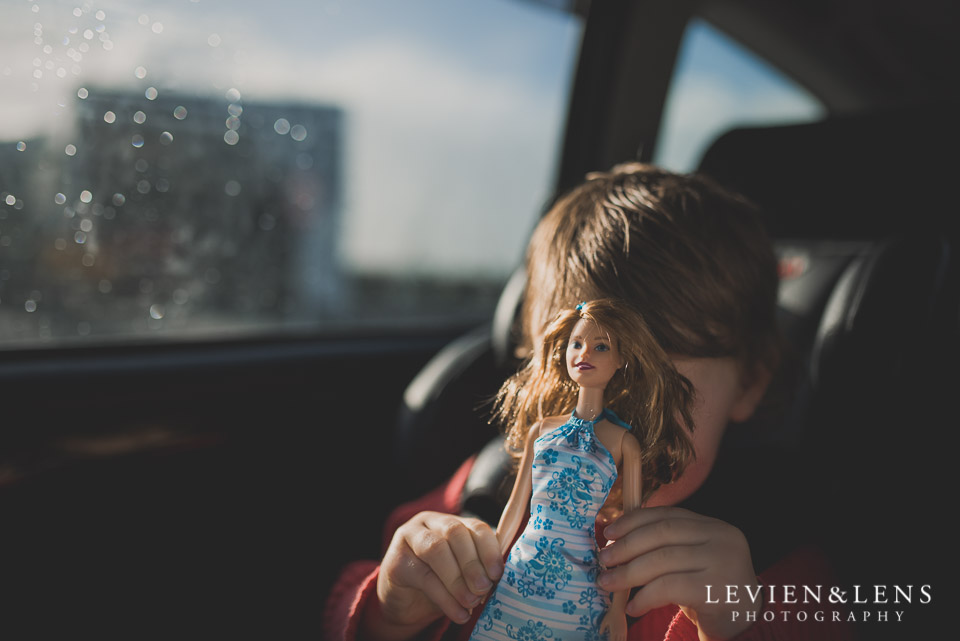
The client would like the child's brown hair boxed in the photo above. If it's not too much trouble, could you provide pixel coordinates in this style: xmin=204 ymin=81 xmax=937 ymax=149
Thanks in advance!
xmin=522 ymin=162 xmax=781 ymax=385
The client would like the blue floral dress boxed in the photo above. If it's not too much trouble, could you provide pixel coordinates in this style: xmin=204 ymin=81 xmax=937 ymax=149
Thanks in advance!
xmin=469 ymin=409 xmax=631 ymax=641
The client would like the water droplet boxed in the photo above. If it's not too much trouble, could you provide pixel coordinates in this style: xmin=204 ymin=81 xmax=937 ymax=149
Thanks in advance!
xmin=65 ymin=144 xmax=77 ymax=156
xmin=223 ymin=130 xmax=239 ymax=145
xmin=290 ymin=124 xmax=307 ymax=141
xmin=16 ymin=141 xmax=26 ymax=152
xmin=137 ymin=179 xmax=151 ymax=194
xmin=73 ymin=7 xmax=83 ymax=18
xmin=138 ymin=15 xmax=149 ymax=26
xmin=3 ymin=195 xmax=15 ymax=206
xmin=95 ymin=10 xmax=105 ymax=20
xmin=159 ymin=131 xmax=173 ymax=145
xmin=80 ymin=219 xmax=93 ymax=232
xmin=112 ymin=193 xmax=125 ymax=206
xmin=55 ymin=193 xmax=66 ymax=204
xmin=135 ymin=158 xmax=149 ymax=172
xmin=43 ymin=45 xmax=53 ymax=54
xmin=103 ymin=110 xmax=116 ymax=123
xmin=134 ymin=65 xmax=147 ymax=79
xmin=83 ymin=29 xmax=94 ymax=40
xmin=152 ymin=22 xmax=163 ymax=34
xmin=33 ymin=69 xmax=43 ymax=79
xmin=224 ymin=180 xmax=241 ymax=196
xmin=131 ymin=134 xmax=144 ymax=148
xmin=32 ymin=4 xmax=39 ymax=12
xmin=56 ymin=67 xmax=67 ymax=78
xmin=102 ymin=40 xmax=113 ymax=51
xmin=225 ymin=87 xmax=241 ymax=102
xmin=133 ymin=110 xmax=146 ymax=124
xmin=173 ymin=106 xmax=187 ymax=120
xmin=227 ymin=103 xmax=243 ymax=117
xmin=25 ymin=300 xmax=37 ymax=312
xmin=156 ymin=178 xmax=170 ymax=192
xmin=207 ymin=33 xmax=221 ymax=47
xmin=225 ymin=115 xmax=240 ymax=130
xmin=274 ymin=118 xmax=290 ymax=135
xmin=149 ymin=304 xmax=165 ymax=320
xmin=145 ymin=86 xmax=158 ymax=100
xmin=80 ymin=189 xmax=92 ymax=203
xmin=74 ymin=231 xmax=87 ymax=244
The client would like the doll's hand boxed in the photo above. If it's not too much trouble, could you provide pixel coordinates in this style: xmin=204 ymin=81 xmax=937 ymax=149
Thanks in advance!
xmin=362 ymin=511 xmax=503 ymax=640
xmin=597 ymin=506 xmax=760 ymax=641
xmin=600 ymin=610 xmax=628 ymax=641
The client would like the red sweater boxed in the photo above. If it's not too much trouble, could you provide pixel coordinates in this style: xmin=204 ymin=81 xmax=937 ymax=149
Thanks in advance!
xmin=324 ymin=458 xmax=854 ymax=641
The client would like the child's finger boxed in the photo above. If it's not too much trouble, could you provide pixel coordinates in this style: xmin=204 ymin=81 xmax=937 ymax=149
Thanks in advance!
xmin=598 ymin=517 xmax=711 ymax=567
xmin=622 ymin=572 xmax=704 ymax=618
xmin=435 ymin=518 xmax=494 ymax=596
xmin=411 ymin=556 xmax=474 ymax=625
xmin=597 ymin=543 xmax=708 ymax=592
xmin=405 ymin=521 xmax=483 ymax=611
xmin=463 ymin=518 xmax=504 ymax=582
xmin=603 ymin=505 xmax=710 ymax=539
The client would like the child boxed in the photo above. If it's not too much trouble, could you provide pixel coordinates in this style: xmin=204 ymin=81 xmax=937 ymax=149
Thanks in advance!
xmin=324 ymin=163 xmax=850 ymax=641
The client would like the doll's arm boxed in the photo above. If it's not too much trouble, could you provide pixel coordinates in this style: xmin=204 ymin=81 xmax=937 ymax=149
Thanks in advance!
xmin=494 ymin=422 xmax=541 ymax=557
xmin=601 ymin=432 xmax=642 ymax=641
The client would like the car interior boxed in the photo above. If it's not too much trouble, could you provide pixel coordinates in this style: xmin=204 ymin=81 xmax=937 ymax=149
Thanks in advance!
xmin=1 ymin=0 xmax=955 ymax=638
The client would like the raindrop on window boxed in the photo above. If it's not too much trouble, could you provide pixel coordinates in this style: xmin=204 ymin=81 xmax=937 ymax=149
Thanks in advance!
xmin=173 ymin=106 xmax=187 ymax=120
xmin=112 ymin=193 xmax=126 ymax=206
xmin=156 ymin=178 xmax=170 ymax=192
xmin=145 ymin=86 xmax=158 ymax=100
xmin=73 ymin=7 xmax=83 ymax=18
xmin=131 ymin=134 xmax=144 ymax=148
xmin=207 ymin=33 xmax=221 ymax=47
xmin=56 ymin=67 xmax=67 ymax=78
xmin=80 ymin=219 xmax=93 ymax=232
xmin=55 ymin=192 xmax=66 ymax=205
xmin=223 ymin=130 xmax=239 ymax=145
xmin=227 ymin=103 xmax=243 ymax=117
xmin=43 ymin=45 xmax=52 ymax=54
xmin=225 ymin=116 xmax=240 ymax=130
xmin=225 ymin=87 xmax=241 ymax=102
xmin=149 ymin=304 xmax=165 ymax=320
xmin=95 ymin=10 xmax=105 ymax=20
xmin=135 ymin=158 xmax=149 ymax=172
xmin=152 ymin=22 xmax=164 ymax=34
xmin=103 ymin=110 xmax=116 ymax=123
xmin=159 ymin=131 xmax=173 ymax=145
xmin=25 ymin=300 xmax=37 ymax=313
xmin=83 ymin=29 xmax=94 ymax=40
xmin=138 ymin=15 xmax=149 ymax=26
xmin=134 ymin=65 xmax=147 ymax=79
xmin=4 ymin=195 xmax=15 ymax=206
xmin=137 ymin=180 xmax=151 ymax=194
xmin=75 ymin=231 xmax=87 ymax=244
xmin=80 ymin=189 xmax=92 ymax=203
xmin=224 ymin=180 xmax=241 ymax=196
xmin=16 ymin=141 xmax=26 ymax=152
xmin=32 ymin=4 xmax=39 ymax=12
xmin=33 ymin=69 xmax=43 ymax=79
xmin=290 ymin=125 xmax=307 ymax=141
xmin=133 ymin=110 xmax=146 ymax=124
xmin=65 ymin=144 xmax=77 ymax=156
xmin=273 ymin=118 xmax=290 ymax=135
xmin=102 ymin=40 xmax=113 ymax=51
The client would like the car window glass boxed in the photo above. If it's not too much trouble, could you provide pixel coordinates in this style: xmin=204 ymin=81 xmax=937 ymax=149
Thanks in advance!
xmin=654 ymin=18 xmax=825 ymax=172
xmin=0 ymin=0 xmax=582 ymax=349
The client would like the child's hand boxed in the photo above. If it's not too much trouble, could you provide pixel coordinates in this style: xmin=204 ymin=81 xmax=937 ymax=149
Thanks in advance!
xmin=597 ymin=506 xmax=761 ymax=641
xmin=600 ymin=610 xmax=628 ymax=641
xmin=362 ymin=511 xmax=503 ymax=640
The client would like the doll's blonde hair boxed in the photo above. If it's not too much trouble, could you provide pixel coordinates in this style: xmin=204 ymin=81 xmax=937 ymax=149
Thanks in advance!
xmin=494 ymin=298 xmax=695 ymax=500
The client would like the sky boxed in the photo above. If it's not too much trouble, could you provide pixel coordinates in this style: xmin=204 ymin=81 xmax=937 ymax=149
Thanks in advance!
xmin=0 ymin=1 xmax=822 ymax=279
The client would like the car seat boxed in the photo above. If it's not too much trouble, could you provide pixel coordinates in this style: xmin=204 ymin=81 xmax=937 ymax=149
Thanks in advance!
xmin=390 ymin=104 xmax=958 ymax=582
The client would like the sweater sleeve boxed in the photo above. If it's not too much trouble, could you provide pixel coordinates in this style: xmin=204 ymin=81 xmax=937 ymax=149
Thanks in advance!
xmin=663 ymin=545 xmax=855 ymax=641
xmin=322 ymin=458 xmax=478 ymax=641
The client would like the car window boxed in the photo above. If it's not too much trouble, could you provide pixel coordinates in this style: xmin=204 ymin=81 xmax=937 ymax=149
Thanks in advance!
xmin=0 ymin=0 xmax=582 ymax=349
xmin=654 ymin=18 xmax=825 ymax=173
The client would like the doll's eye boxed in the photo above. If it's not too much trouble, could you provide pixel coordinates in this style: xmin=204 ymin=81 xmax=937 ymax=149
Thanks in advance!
xmin=595 ymin=343 xmax=609 ymax=352
xmin=568 ymin=341 xmax=582 ymax=350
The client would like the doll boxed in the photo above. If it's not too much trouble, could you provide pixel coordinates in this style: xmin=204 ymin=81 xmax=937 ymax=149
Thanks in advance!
xmin=469 ymin=299 xmax=696 ymax=641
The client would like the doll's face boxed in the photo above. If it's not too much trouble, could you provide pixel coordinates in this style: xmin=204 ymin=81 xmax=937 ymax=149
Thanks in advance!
xmin=565 ymin=318 xmax=624 ymax=390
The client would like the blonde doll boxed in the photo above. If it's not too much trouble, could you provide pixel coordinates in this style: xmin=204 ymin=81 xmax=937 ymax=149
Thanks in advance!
xmin=469 ymin=299 xmax=695 ymax=641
